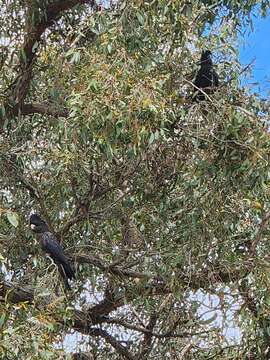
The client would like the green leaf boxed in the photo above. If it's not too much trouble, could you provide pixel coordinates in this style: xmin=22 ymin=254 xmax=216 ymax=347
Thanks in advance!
xmin=6 ymin=211 xmax=19 ymax=228
xmin=107 ymin=43 xmax=112 ymax=54
xmin=0 ymin=105 xmax=6 ymax=117
xmin=149 ymin=132 xmax=155 ymax=144
xmin=136 ymin=11 xmax=145 ymax=26
xmin=32 ymin=41 xmax=38 ymax=53
xmin=0 ymin=314 xmax=6 ymax=328
xmin=70 ymin=51 xmax=81 ymax=64
xmin=88 ymin=80 xmax=99 ymax=92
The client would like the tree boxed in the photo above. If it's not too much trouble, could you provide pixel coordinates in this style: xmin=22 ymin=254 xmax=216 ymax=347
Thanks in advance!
xmin=1 ymin=1 xmax=270 ymax=359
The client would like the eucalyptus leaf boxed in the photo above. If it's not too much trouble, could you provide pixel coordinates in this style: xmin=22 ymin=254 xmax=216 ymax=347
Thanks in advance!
xmin=6 ymin=211 xmax=19 ymax=228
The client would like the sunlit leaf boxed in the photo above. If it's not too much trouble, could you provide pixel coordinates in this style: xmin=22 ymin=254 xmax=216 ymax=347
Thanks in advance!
xmin=6 ymin=211 xmax=19 ymax=228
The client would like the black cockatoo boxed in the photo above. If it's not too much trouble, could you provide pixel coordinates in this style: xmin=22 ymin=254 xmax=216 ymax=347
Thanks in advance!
xmin=193 ymin=50 xmax=219 ymax=101
xmin=29 ymin=214 xmax=75 ymax=290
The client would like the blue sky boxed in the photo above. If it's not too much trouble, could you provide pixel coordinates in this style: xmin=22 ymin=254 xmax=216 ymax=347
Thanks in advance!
xmin=240 ymin=12 xmax=270 ymax=97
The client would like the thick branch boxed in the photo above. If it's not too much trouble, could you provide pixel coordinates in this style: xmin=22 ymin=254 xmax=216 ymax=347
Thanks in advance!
xmin=138 ymin=312 xmax=157 ymax=359
xmin=1 ymin=0 xmax=95 ymax=131
xmin=0 ymin=260 xmax=250 ymax=359
xmin=88 ymin=328 xmax=135 ymax=360
xmin=73 ymin=253 xmax=162 ymax=280
xmin=19 ymin=103 xmax=68 ymax=117
xmin=0 ymin=281 xmax=34 ymax=303
xmin=72 ymin=353 xmax=93 ymax=360
xmin=21 ymin=0 xmax=95 ymax=67
xmin=76 ymin=252 xmax=245 ymax=290
xmin=105 ymin=317 xmax=210 ymax=339
xmin=0 ymin=263 xmax=249 ymax=331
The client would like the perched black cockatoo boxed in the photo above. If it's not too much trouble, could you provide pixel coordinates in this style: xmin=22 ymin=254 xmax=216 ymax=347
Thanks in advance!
xmin=29 ymin=214 xmax=75 ymax=290
xmin=193 ymin=50 xmax=219 ymax=101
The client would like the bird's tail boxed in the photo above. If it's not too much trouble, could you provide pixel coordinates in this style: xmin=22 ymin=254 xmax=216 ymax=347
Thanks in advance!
xmin=57 ymin=262 xmax=75 ymax=290
xmin=63 ymin=275 xmax=71 ymax=291
xmin=62 ymin=260 xmax=75 ymax=280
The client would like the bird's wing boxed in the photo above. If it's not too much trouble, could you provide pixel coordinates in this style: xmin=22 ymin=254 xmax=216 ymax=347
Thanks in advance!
xmin=194 ymin=67 xmax=214 ymax=89
xmin=212 ymin=69 xmax=219 ymax=87
xmin=194 ymin=69 xmax=203 ymax=88
xmin=40 ymin=232 xmax=68 ymax=265
xmin=38 ymin=232 xmax=75 ymax=287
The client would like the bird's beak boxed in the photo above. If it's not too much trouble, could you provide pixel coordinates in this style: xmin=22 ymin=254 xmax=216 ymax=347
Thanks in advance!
xmin=30 ymin=224 xmax=36 ymax=230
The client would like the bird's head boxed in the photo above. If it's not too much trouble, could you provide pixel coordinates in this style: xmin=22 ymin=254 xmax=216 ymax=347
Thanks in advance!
xmin=200 ymin=50 xmax=212 ymax=64
xmin=29 ymin=214 xmax=48 ymax=233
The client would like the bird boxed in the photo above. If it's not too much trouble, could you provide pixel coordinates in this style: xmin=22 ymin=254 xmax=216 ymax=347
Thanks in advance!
xmin=29 ymin=214 xmax=75 ymax=290
xmin=193 ymin=50 xmax=219 ymax=101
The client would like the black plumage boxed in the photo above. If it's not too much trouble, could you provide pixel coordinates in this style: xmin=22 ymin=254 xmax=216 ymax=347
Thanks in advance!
xmin=193 ymin=50 xmax=219 ymax=101
xmin=29 ymin=214 xmax=75 ymax=290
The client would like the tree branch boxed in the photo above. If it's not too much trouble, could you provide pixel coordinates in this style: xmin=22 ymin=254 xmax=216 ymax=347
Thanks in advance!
xmin=1 ymin=0 xmax=95 ymax=131
xmin=73 ymin=253 xmax=162 ymax=280
xmin=87 ymin=328 xmax=135 ymax=360
xmin=0 ymin=281 xmax=34 ymax=303
xmin=19 ymin=103 xmax=68 ymax=117
xmin=21 ymin=0 xmax=95 ymax=67
xmin=249 ymin=210 xmax=270 ymax=257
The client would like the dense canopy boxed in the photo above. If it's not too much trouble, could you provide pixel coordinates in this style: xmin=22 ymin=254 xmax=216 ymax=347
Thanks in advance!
xmin=1 ymin=1 xmax=270 ymax=359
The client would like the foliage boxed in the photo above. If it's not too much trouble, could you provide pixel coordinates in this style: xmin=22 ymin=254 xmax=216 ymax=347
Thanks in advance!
xmin=0 ymin=0 xmax=270 ymax=359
